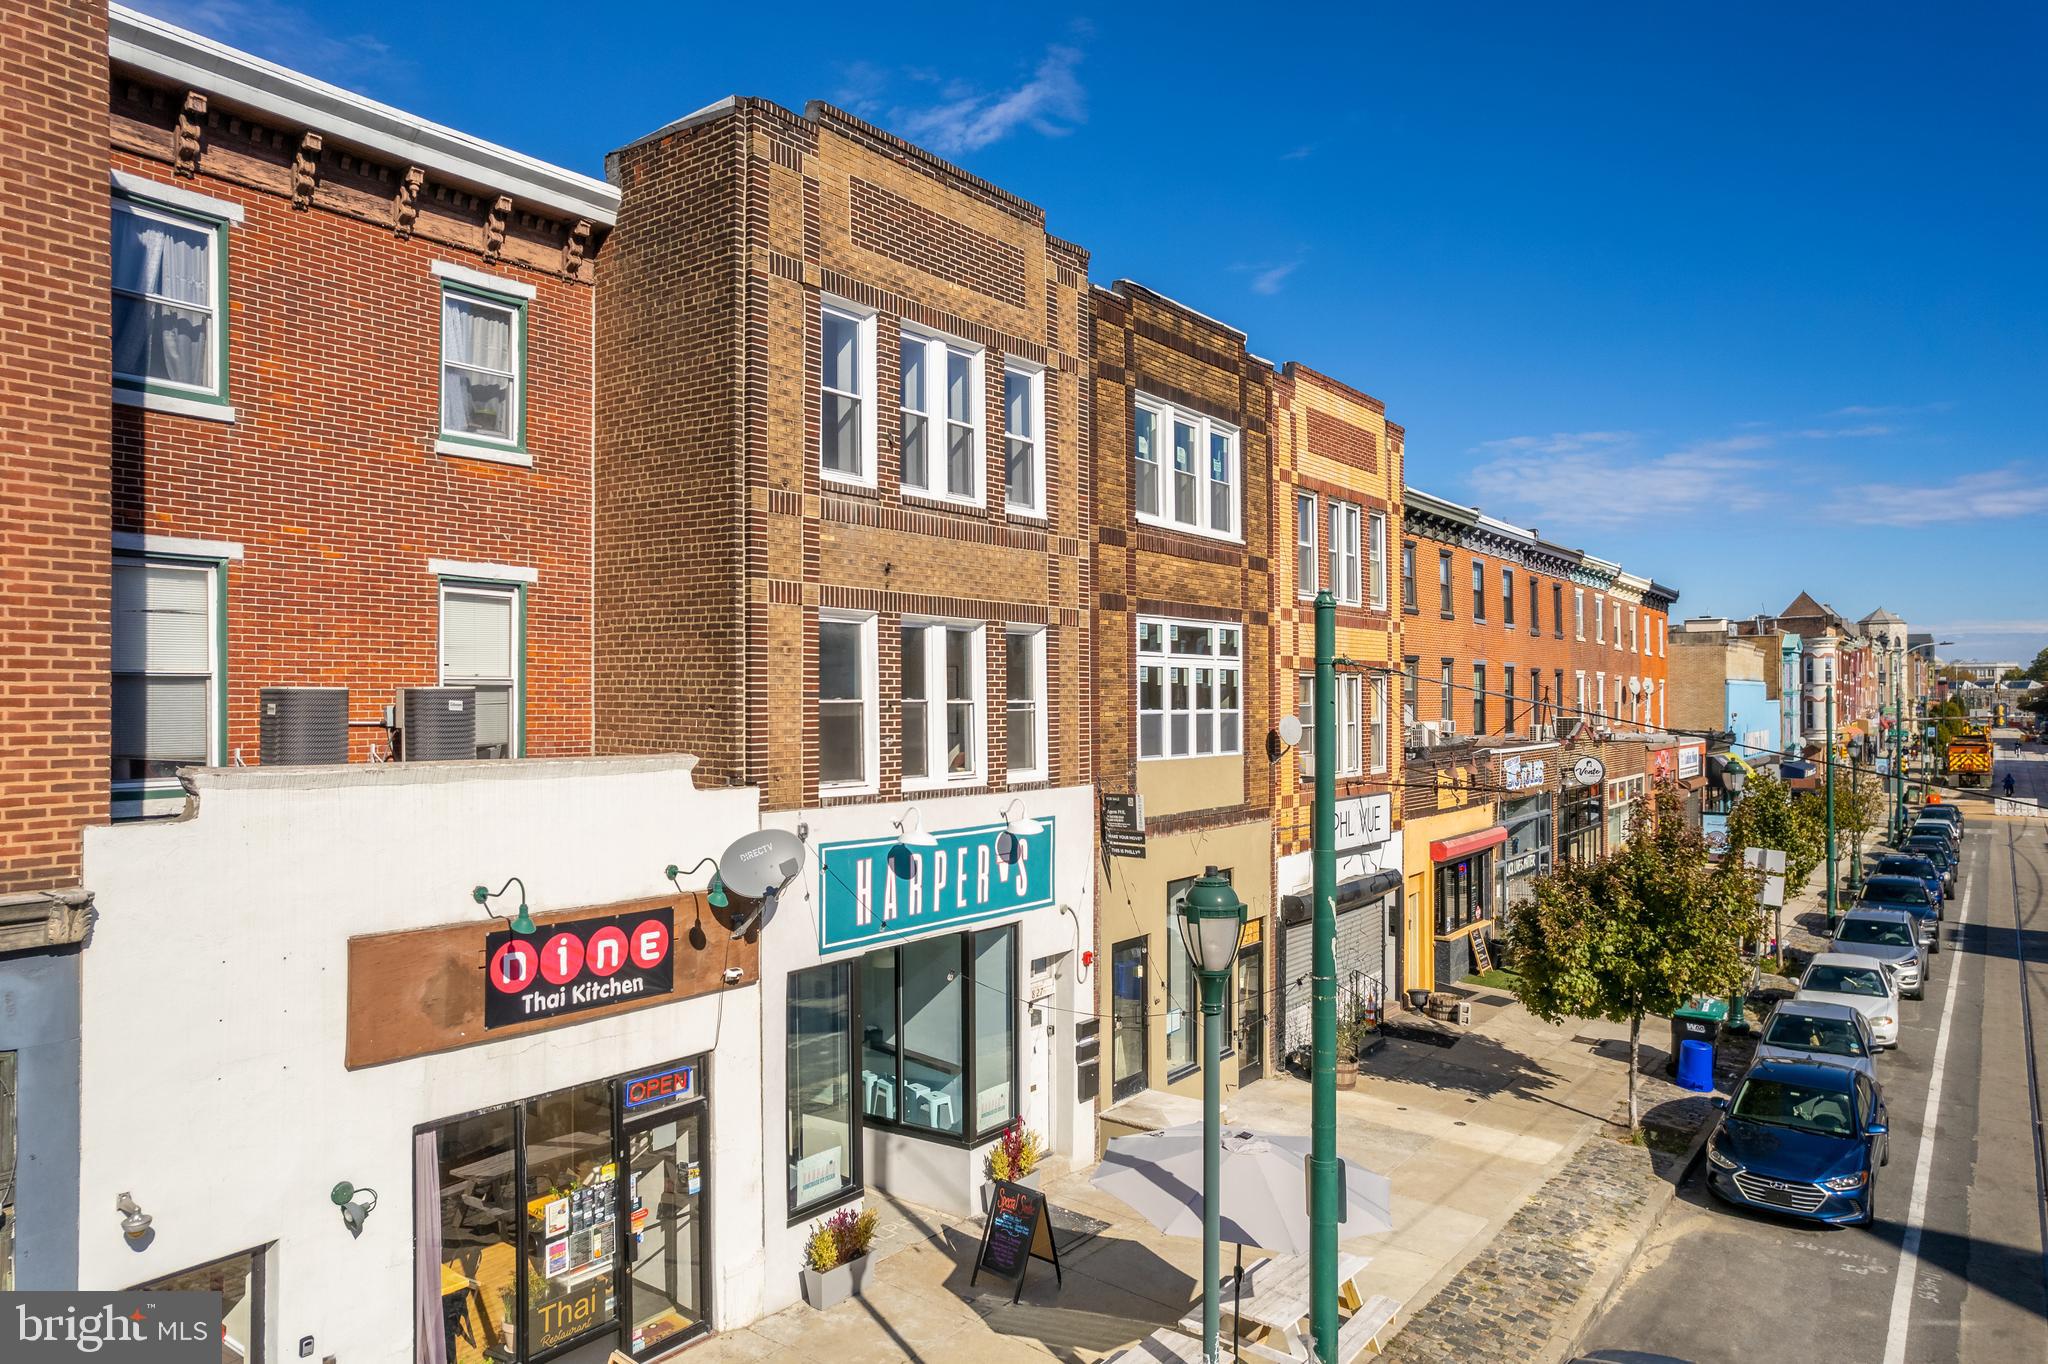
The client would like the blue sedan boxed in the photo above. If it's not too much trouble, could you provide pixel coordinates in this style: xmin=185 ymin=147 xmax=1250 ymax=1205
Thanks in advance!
xmin=1873 ymin=854 xmax=1944 ymax=914
xmin=1706 ymin=1060 xmax=1889 ymax=1226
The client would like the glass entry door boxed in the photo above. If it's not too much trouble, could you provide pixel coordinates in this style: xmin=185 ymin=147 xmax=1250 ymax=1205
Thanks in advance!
xmin=1234 ymin=943 xmax=1265 ymax=1083
xmin=621 ymin=1105 xmax=708 ymax=1358
xmin=1110 ymin=937 xmax=1149 ymax=1102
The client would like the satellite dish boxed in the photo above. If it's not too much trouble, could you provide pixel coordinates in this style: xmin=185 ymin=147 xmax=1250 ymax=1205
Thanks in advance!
xmin=1629 ymin=678 xmax=1643 ymax=697
xmin=719 ymin=828 xmax=804 ymax=900
xmin=1277 ymin=715 xmax=1305 ymax=747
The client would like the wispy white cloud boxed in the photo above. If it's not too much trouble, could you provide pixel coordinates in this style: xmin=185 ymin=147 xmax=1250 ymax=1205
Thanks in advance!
xmin=1795 ymin=424 xmax=1896 ymax=439
xmin=1828 ymin=401 xmax=1955 ymax=418
xmin=889 ymin=46 xmax=1086 ymax=155
xmin=1466 ymin=431 xmax=1774 ymax=528
xmin=134 ymin=0 xmax=411 ymax=84
xmin=1924 ymin=620 xmax=2048 ymax=636
xmin=1475 ymin=431 xmax=1637 ymax=457
xmin=1280 ymin=145 xmax=1315 ymax=161
xmin=1249 ymin=262 xmax=1300 ymax=295
xmin=1837 ymin=464 xmax=2048 ymax=526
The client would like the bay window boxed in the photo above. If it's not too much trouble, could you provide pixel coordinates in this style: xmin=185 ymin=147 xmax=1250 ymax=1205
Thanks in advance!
xmin=1330 ymin=502 xmax=1362 ymax=606
xmin=1135 ymin=394 xmax=1239 ymax=540
xmin=898 ymin=330 xmax=980 ymax=501
xmin=1137 ymin=617 xmax=1242 ymax=759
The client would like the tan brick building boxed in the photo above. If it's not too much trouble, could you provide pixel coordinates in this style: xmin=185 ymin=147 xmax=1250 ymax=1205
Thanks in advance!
xmin=1088 ymin=281 xmax=1274 ymax=1109
xmin=597 ymin=98 xmax=1101 ymax=1264
xmin=1269 ymin=365 xmax=1405 ymax=1058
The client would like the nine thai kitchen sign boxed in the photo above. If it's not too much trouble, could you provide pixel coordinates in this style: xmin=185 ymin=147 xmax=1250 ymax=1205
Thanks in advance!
xmin=485 ymin=906 xmax=675 ymax=1029
xmin=817 ymin=818 xmax=1056 ymax=953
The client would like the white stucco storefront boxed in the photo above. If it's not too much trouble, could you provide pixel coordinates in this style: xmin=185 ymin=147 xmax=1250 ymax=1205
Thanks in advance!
xmin=759 ymin=785 xmax=1095 ymax=1313
xmin=1273 ymin=794 xmax=1404 ymax=1057
xmin=76 ymin=757 xmax=769 ymax=1364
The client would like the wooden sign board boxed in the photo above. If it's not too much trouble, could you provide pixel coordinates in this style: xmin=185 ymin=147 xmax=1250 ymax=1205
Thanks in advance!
xmin=971 ymin=1180 xmax=1062 ymax=1303
xmin=1470 ymin=933 xmax=1493 ymax=975
xmin=345 ymin=893 xmax=754 ymax=1069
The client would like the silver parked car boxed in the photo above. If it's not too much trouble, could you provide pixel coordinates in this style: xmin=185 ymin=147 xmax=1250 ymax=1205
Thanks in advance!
xmin=1794 ymin=953 xmax=1902 ymax=1048
xmin=1831 ymin=907 xmax=1928 ymax=999
xmin=1752 ymin=999 xmax=1879 ymax=1082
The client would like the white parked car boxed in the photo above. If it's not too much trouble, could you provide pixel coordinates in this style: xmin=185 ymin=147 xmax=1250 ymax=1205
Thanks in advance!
xmin=1794 ymin=952 xmax=1902 ymax=1049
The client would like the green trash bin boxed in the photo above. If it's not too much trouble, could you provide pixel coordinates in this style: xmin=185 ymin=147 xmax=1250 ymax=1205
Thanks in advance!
xmin=1668 ymin=997 xmax=1727 ymax=1075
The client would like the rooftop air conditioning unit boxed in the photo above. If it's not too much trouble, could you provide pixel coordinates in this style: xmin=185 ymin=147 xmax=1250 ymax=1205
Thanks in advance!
xmin=259 ymin=687 xmax=348 ymax=765
xmin=1407 ymin=722 xmax=1437 ymax=750
xmin=1529 ymin=722 xmax=1555 ymax=741
xmin=395 ymin=686 xmax=477 ymax=762
xmin=1438 ymin=718 xmax=1457 ymax=735
xmin=1555 ymin=717 xmax=1584 ymax=743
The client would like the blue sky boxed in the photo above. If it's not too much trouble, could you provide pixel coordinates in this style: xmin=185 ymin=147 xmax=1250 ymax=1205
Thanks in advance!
xmin=139 ymin=1 xmax=2047 ymax=663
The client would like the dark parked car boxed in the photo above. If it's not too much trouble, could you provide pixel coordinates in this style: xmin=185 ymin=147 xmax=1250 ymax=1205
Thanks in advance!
xmin=1917 ymin=803 xmax=1964 ymax=835
xmin=1707 ymin=1059 xmax=1888 ymax=1226
xmin=1907 ymin=819 xmax=1958 ymax=855
xmin=1874 ymin=853 xmax=1944 ymax=913
xmin=1904 ymin=836 xmax=1958 ymax=895
xmin=1856 ymin=875 xmax=1940 ymax=953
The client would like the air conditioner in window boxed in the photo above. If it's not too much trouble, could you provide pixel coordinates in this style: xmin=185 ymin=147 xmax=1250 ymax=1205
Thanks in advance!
xmin=1407 ymin=722 xmax=1438 ymax=750
xmin=1438 ymin=718 xmax=1457 ymax=735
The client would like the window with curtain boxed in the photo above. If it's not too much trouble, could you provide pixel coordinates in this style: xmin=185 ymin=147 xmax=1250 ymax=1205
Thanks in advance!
xmin=819 ymin=615 xmax=870 ymax=787
xmin=1004 ymin=364 xmax=1042 ymax=515
xmin=789 ymin=962 xmax=856 ymax=1213
xmin=441 ymin=289 xmax=521 ymax=446
xmin=112 ymin=558 xmax=216 ymax=791
xmin=1005 ymin=627 xmax=1044 ymax=779
xmin=821 ymin=305 xmax=869 ymax=481
xmin=440 ymin=584 xmax=519 ymax=759
xmin=421 ymin=1107 xmax=518 ymax=1364
xmin=112 ymin=197 xmax=221 ymax=398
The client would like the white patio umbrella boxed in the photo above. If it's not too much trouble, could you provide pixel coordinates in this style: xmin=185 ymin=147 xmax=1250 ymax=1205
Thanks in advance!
xmin=1091 ymin=1125 xmax=1393 ymax=1358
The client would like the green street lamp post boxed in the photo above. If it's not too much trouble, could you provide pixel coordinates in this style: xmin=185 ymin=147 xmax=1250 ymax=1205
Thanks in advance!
xmin=1824 ymin=684 xmax=1837 ymax=929
xmin=1309 ymin=590 xmax=1340 ymax=1361
xmin=1179 ymin=868 xmax=1248 ymax=1364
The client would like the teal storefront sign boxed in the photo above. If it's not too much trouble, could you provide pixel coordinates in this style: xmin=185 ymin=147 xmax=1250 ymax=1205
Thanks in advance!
xmin=818 ymin=818 xmax=1056 ymax=953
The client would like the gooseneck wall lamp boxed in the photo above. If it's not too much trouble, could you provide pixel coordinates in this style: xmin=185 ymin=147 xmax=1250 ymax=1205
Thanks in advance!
xmin=894 ymin=808 xmax=940 ymax=850
xmin=331 ymin=1182 xmax=378 ymax=1238
xmin=472 ymin=877 xmax=536 ymax=935
xmin=666 ymin=859 xmax=729 ymax=909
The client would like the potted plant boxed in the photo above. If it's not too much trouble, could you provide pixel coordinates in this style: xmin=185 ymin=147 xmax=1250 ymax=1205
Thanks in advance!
xmin=798 ymin=1205 xmax=879 ymax=1311
xmin=1334 ymin=1013 xmax=1367 ymax=1089
xmin=980 ymin=1120 xmax=1045 ymax=1209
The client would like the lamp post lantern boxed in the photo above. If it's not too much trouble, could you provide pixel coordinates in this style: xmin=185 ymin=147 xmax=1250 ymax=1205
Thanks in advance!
xmin=1179 ymin=867 xmax=1247 ymax=1364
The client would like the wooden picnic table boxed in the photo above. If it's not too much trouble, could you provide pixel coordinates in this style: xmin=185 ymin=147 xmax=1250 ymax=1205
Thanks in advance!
xmin=1180 ymin=1252 xmax=1374 ymax=1359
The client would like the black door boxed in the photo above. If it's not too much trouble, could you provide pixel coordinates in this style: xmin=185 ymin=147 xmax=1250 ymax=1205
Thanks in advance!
xmin=619 ymin=1105 xmax=710 ymax=1358
xmin=1110 ymin=936 xmax=1149 ymax=1102
xmin=1234 ymin=942 xmax=1265 ymax=1083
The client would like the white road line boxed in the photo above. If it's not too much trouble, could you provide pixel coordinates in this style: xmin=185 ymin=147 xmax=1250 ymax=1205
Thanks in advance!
xmin=1880 ymin=856 xmax=1975 ymax=1364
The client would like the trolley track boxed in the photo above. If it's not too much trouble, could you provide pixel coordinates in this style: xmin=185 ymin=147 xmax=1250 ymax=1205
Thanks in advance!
xmin=2003 ymin=819 xmax=2048 ymax=1313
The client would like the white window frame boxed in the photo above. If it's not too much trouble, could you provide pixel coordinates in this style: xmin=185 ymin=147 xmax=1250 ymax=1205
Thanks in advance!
xmin=1614 ymin=603 xmax=1624 ymax=650
xmin=1137 ymin=616 xmax=1243 ymax=760
xmin=1003 ymin=625 xmax=1046 ymax=783
xmin=1659 ymin=622 xmax=1666 ymax=658
xmin=1297 ymin=673 xmax=1316 ymax=777
xmin=111 ymin=553 xmax=225 ymax=816
xmin=1575 ymin=670 xmax=1588 ymax=717
xmin=1596 ymin=671 xmax=1607 ymax=720
xmin=1501 ymin=565 xmax=1515 ymax=630
xmin=819 ymin=610 xmax=879 ymax=793
xmin=1367 ymin=511 xmax=1388 ymax=610
xmin=1370 ymin=675 xmax=1388 ymax=774
xmin=1659 ymin=683 xmax=1666 ymax=727
xmin=111 ymin=194 xmax=230 ymax=408
xmin=1575 ymin=588 xmax=1586 ymax=640
xmin=1335 ymin=674 xmax=1363 ymax=777
xmin=1295 ymin=492 xmax=1318 ymax=599
xmin=1630 ymin=605 xmax=1640 ymax=653
xmin=821 ymin=301 xmax=879 ymax=489
xmin=897 ymin=325 xmax=983 ymax=504
xmin=1329 ymin=502 xmax=1362 ymax=606
xmin=438 ymin=579 xmax=524 ymax=759
xmin=1002 ymin=362 xmax=1044 ymax=518
xmin=1595 ymin=594 xmax=1606 ymax=643
xmin=900 ymin=618 xmax=984 ymax=790
xmin=1134 ymin=394 xmax=1240 ymax=542
xmin=437 ymin=281 xmax=526 ymax=459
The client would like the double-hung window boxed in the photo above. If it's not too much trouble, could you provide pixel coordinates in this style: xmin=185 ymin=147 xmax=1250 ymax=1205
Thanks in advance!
xmin=1401 ymin=542 xmax=1417 ymax=610
xmin=1575 ymin=588 xmax=1586 ymax=640
xmin=1630 ymin=606 xmax=1639 ymax=653
xmin=822 ymin=304 xmax=877 ymax=485
xmin=1553 ymin=583 xmax=1564 ymax=638
xmin=1439 ymin=659 xmax=1454 ymax=726
xmin=1596 ymin=671 xmax=1608 ymax=720
xmin=1439 ymin=551 xmax=1454 ymax=615
xmin=1614 ymin=603 xmax=1623 ymax=648
xmin=1472 ymin=664 xmax=1488 ymax=734
xmin=1134 ymin=395 xmax=1238 ymax=539
xmin=112 ymin=193 xmax=229 ymax=409
xmin=1330 ymin=503 xmax=1362 ymax=606
xmin=1504 ymin=665 xmax=1517 ymax=731
xmin=1370 ymin=676 xmax=1388 ymax=774
xmin=1575 ymin=671 xmax=1588 ymax=717
xmin=1529 ymin=576 xmax=1540 ymax=635
xmin=1501 ymin=567 xmax=1516 ymax=628
xmin=440 ymin=582 xmax=522 ymax=759
xmin=820 ymin=613 xmax=876 ymax=790
xmin=1137 ymin=618 xmax=1241 ymax=759
xmin=1595 ymin=595 xmax=1606 ymax=643
xmin=112 ymin=556 xmax=223 ymax=811
xmin=1403 ymin=656 xmax=1421 ymax=724
xmin=901 ymin=620 xmax=982 ymax=785
xmin=897 ymin=329 xmax=979 ymax=501
xmin=1296 ymin=674 xmax=1316 ymax=777
xmin=437 ymin=267 xmax=529 ymax=456
xmin=1367 ymin=511 xmax=1387 ymax=610
xmin=1295 ymin=493 xmax=1318 ymax=598
xmin=1004 ymin=626 xmax=1045 ymax=781
xmin=1472 ymin=561 xmax=1487 ymax=621
xmin=1334 ymin=674 xmax=1364 ymax=777
xmin=1003 ymin=364 xmax=1043 ymax=516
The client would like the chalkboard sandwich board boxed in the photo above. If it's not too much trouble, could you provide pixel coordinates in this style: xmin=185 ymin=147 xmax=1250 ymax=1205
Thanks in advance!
xmin=970 ymin=1179 xmax=1062 ymax=1303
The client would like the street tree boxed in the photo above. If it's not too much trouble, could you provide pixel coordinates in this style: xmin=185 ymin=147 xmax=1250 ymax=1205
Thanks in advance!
xmin=1823 ymin=768 xmax=1886 ymax=892
xmin=2024 ymin=646 xmax=2048 ymax=684
xmin=1727 ymin=773 xmax=1823 ymax=892
xmin=1503 ymin=780 xmax=1762 ymax=1131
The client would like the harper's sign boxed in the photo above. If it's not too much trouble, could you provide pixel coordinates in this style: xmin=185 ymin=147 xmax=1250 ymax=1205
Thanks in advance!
xmin=1333 ymin=793 xmax=1392 ymax=850
xmin=486 ymin=907 xmax=675 ymax=1029
xmin=818 ymin=818 xmax=1056 ymax=953
xmin=1500 ymin=755 xmax=1547 ymax=792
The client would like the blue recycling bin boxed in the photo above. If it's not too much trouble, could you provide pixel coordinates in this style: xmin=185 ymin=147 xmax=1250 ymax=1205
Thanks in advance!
xmin=1676 ymin=1039 xmax=1715 ymax=1092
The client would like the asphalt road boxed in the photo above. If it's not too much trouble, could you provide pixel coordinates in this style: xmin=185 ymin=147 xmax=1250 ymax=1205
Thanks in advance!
xmin=1578 ymin=730 xmax=2048 ymax=1364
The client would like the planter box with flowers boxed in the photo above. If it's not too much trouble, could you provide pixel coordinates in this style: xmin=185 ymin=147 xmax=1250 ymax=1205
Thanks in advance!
xmin=798 ymin=1205 xmax=879 ymax=1310
xmin=979 ymin=1120 xmax=1046 ymax=1212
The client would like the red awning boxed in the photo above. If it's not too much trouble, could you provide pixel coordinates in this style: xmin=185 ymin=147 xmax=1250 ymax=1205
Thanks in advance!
xmin=1430 ymin=826 xmax=1509 ymax=862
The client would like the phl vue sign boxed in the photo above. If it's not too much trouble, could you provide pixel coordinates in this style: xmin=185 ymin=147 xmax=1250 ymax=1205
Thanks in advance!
xmin=486 ymin=906 xmax=674 ymax=1029
xmin=818 ymin=818 xmax=1055 ymax=953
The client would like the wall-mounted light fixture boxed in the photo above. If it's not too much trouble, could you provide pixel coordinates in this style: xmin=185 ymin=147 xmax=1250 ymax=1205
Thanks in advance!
xmin=472 ymin=877 xmax=535 ymax=935
xmin=331 ymin=1182 xmax=378 ymax=1238
xmin=115 ymin=1192 xmax=152 ymax=1240
xmin=995 ymin=799 xmax=1044 ymax=862
xmin=894 ymin=808 xmax=939 ymax=850
xmin=665 ymin=859 xmax=728 ymax=909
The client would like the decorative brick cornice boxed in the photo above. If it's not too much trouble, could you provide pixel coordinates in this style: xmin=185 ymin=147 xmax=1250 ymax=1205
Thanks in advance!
xmin=290 ymin=130 xmax=321 ymax=209
xmin=174 ymin=89 xmax=205 ymax=174
xmin=0 ymin=889 xmax=93 ymax=955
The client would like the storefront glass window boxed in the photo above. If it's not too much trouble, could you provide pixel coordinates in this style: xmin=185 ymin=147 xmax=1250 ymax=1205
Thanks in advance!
xmin=428 ymin=1108 xmax=521 ymax=1363
xmin=0 ymin=1051 xmax=14 ymax=1291
xmin=1166 ymin=879 xmax=1198 ymax=1075
xmin=859 ymin=950 xmax=899 ymax=1121
xmin=900 ymin=936 xmax=966 ymax=1135
xmin=523 ymin=1082 xmax=619 ymax=1353
xmin=1435 ymin=850 xmax=1493 ymax=934
xmin=972 ymin=928 xmax=1016 ymax=1132
xmin=1499 ymin=796 xmax=1554 ymax=917
xmin=1561 ymin=797 xmax=1605 ymax=867
xmin=140 ymin=1249 xmax=262 ymax=1361
xmin=789 ymin=962 xmax=856 ymax=1214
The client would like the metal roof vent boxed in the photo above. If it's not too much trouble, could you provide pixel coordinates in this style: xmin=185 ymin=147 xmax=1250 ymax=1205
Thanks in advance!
xmin=396 ymin=687 xmax=477 ymax=762
xmin=258 ymin=687 xmax=348 ymax=765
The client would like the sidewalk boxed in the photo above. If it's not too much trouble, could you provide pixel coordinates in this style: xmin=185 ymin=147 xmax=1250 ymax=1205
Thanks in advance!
xmin=686 ymin=997 xmax=1651 ymax=1363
